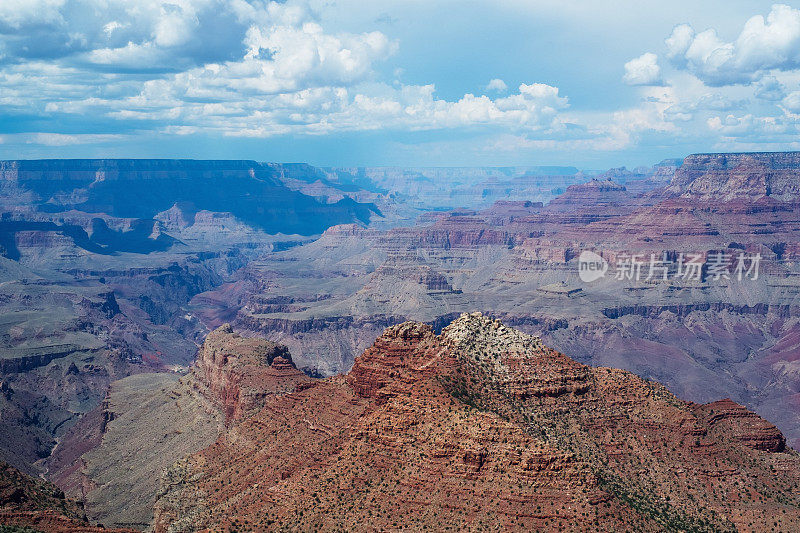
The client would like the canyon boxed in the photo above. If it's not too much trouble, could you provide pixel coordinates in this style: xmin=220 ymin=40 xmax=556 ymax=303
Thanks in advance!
xmin=2 ymin=153 xmax=800 ymax=530
xmin=0 ymin=159 xmax=384 ymax=478
xmin=195 ymin=152 xmax=800 ymax=452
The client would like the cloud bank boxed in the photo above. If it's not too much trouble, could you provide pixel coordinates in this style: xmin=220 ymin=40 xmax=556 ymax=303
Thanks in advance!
xmin=665 ymin=4 xmax=800 ymax=86
xmin=1 ymin=1 xmax=800 ymax=163
xmin=0 ymin=0 xmax=596 ymax=152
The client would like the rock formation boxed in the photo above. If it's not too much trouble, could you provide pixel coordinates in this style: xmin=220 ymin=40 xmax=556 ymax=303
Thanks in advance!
xmin=153 ymin=314 xmax=800 ymax=532
xmin=6 ymin=152 xmax=800 ymax=530
xmin=0 ymin=159 xmax=380 ymax=235
xmin=668 ymin=152 xmax=800 ymax=201
xmin=0 ymin=158 xmax=386 ymax=477
xmin=194 ymin=324 xmax=312 ymax=423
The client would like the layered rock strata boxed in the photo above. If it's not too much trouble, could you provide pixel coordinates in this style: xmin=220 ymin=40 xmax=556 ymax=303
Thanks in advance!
xmin=154 ymin=314 xmax=800 ymax=532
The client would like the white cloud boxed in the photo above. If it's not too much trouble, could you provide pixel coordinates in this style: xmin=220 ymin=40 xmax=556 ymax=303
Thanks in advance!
xmin=706 ymin=112 xmax=795 ymax=138
xmin=5 ymin=0 xmax=800 ymax=160
xmin=153 ymin=5 xmax=199 ymax=48
xmin=0 ymin=0 xmax=579 ymax=142
xmin=486 ymin=78 xmax=508 ymax=92
xmin=86 ymin=41 xmax=167 ymax=69
xmin=0 ymin=0 xmax=65 ymax=30
xmin=663 ymin=92 xmax=747 ymax=121
xmin=239 ymin=22 xmax=396 ymax=90
xmin=665 ymin=23 xmax=694 ymax=65
xmin=601 ymin=4 xmax=800 ymax=154
xmin=782 ymin=91 xmax=800 ymax=112
xmin=103 ymin=21 xmax=124 ymax=37
xmin=0 ymin=1 xmax=400 ymax=124
xmin=104 ymin=81 xmax=570 ymax=137
xmin=0 ymin=0 xmax=249 ymax=65
xmin=755 ymin=75 xmax=785 ymax=100
xmin=623 ymin=52 xmax=663 ymax=86
xmin=665 ymin=4 xmax=800 ymax=85
xmin=26 ymin=133 xmax=124 ymax=146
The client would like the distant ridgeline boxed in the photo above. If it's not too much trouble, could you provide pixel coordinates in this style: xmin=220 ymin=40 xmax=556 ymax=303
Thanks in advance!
xmin=0 ymin=159 xmax=381 ymax=241
xmin=668 ymin=151 xmax=800 ymax=200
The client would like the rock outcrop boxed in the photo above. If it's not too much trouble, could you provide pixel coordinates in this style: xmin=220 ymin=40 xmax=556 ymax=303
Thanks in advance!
xmin=194 ymin=324 xmax=312 ymax=422
xmin=42 ymin=325 xmax=312 ymax=531
xmin=207 ymin=150 xmax=800 ymax=454
xmin=0 ymin=159 xmax=380 ymax=235
xmin=669 ymin=152 xmax=800 ymax=201
xmin=693 ymin=398 xmax=786 ymax=452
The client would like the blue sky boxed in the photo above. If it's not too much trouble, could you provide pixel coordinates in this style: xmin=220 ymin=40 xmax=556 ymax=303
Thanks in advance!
xmin=1 ymin=1 xmax=799 ymax=169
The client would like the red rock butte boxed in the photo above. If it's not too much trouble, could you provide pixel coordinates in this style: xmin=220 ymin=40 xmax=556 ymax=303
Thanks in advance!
xmin=193 ymin=323 xmax=312 ymax=423
xmin=153 ymin=313 xmax=800 ymax=532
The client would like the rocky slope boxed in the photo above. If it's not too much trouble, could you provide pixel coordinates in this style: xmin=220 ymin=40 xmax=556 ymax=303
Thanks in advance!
xmin=8 ymin=152 xmax=800 ymax=529
xmin=0 ymin=157 xmax=665 ymax=481
xmin=668 ymin=152 xmax=800 ymax=201
xmin=0 ymin=459 xmax=135 ymax=532
xmin=153 ymin=314 xmax=800 ymax=532
xmin=43 ymin=325 xmax=308 ymax=530
xmin=0 ymin=159 xmax=380 ymax=235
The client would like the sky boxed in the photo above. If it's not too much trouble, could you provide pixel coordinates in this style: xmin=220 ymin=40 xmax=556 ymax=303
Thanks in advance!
xmin=1 ymin=0 xmax=800 ymax=169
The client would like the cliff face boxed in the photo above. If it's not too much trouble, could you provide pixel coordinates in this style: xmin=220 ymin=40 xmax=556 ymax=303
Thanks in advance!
xmin=0 ymin=158 xmax=387 ymax=477
xmin=669 ymin=152 xmax=800 ymax=201
xmin=544 ymin=178 xmax=634 ymax=213
xmin=43 ymin=326 xmax=311 ymax=531
xmin=154 ymin=314 xmax=800 ymax=532
xmin=0 ymin=159 xmax=380 ymax=236
xmin=194 ymin=324 xmax=311 ymax=422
